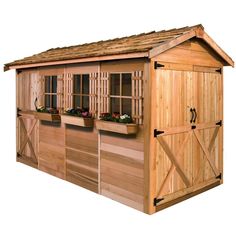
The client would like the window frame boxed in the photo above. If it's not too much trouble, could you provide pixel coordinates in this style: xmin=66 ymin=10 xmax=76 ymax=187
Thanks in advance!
xmin=44 ymin=75 xmax=58 ymax=109
xmin=72 ymin=74 xmax=90 ymax=109
xmin=109 ymin=72 xmax=132 ymax=115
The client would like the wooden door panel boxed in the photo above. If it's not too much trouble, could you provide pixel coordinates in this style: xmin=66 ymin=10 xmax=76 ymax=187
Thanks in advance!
xmin=154 ymin=70 xmax=192 ymax=129
xmin=193 ymin=72 xmax=222 ymax=123
xmin=155 ymin=132 xmax=192 ymax=198
xmin=193 ymin=126 xmax=221 ymax=184
xmin=153 ymin=69 xmax=222 ymax=205
xmin=17 ymin=112 xmax=38 ymax=168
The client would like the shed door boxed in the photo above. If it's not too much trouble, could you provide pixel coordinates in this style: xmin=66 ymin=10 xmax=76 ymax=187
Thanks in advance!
xmin=153 ymin=69 xmax=222 ymax=205
xmin=17 ymin=112 xmax=38 ymax=168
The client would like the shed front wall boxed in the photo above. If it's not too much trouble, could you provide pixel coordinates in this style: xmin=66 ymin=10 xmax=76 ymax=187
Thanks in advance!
xmin=16 ymin=59 xmax=146 ymax=212
xmin=147 ymin=39 xmax=224 ymax=214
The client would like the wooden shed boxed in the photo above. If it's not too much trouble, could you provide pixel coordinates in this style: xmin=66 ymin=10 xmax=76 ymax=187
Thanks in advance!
xmin=4 ymin=24 xmax=234 ymax=214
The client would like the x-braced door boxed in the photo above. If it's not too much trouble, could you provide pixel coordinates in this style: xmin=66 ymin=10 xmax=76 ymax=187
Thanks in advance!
xmin=17 ymin=110 xmax=38 ymax=168
xmin=152 ymin=69 xmax=223 ymax=206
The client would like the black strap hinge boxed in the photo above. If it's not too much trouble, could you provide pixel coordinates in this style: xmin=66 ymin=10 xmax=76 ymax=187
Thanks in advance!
xmin=154 ymin=129 xmax=164 ymax=137
xmin=154 ymin=61 xmax=164 ymax=69
xmin=216 ymin=120 xmax=222 ymax=126
xmin=216 ymin=173 xmax=222 ymax=180
xmin=17 ymin=152 xmax=22 ymax=157
xmin=17 ymin=108 xmax=22 ymax=117
xmin=215 ymin=68 xmax=222 ymax=74
xmin=16 ymin=70 xmax=23 ymax=74
xmin=191 ymin=125 xmax=196 ymax=129
xmin=154 ymin=197 xmax=164 ymax=206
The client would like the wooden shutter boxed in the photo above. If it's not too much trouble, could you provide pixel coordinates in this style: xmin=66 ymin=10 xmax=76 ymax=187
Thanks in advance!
xmin=89 ymin=72 xmax=98 ymax=116
xmin=37 ymin=75 xmax=45 ymax=108
xmin=57 ymin=74 xmax=64 ymax=113
xmin=99 ymin=72 xmax=110 ymax=115
xmin=132 ymin=71 xmax=143 ymax=124
xmin=64 ymin=73 xmax=73 ymax=109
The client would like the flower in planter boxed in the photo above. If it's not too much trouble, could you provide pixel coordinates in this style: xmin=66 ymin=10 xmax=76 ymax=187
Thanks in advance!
xmin=100 ymin=113 xmax=133 ymax=123
xmin=100 ymin=113 xmax=112 ymax=121
xmin=65 ymin=107 xmax=92 ymax=118
xmin=119 ymin=114 xmax=132 ymax=123
xmin=112 ymin=112 xmax=120 ymax=122
xmin=34 ymin=98 xmax=59 ymax=114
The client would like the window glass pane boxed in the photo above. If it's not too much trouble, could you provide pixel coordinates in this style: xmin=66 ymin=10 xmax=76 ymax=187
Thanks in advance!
xmin=52 ymin=95 xmax=57 ymax=108
xmin=110 ymin=74 xmax=120 ymax=95
xmin=82 ymin=96 xmax=89 ymax=109
xmin=74 ymin=95 xmax=81 ymax=108
xmin=82 ymin=74 xmax=89 ymax=95
xmin=122 ymin=98 xmax=131 ymax=116
xmin=45 ymin=76 xmax=51 ymax=93
xmin=45 ymin=95 xmax=50 ymax=108
xmin=52 ymin=76 xmax=57 ymax=93
xmin=122 ymin=73 xmax=132 ymax=96
xmin=111 ymin=97 xmax=120 ymax=114
xmin=74 ymin=75 xmax=81 ymax=94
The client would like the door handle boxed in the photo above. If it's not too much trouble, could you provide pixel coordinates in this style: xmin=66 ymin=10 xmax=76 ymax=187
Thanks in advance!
xmin=190 ymin=108 xmax=194 ymax=123
xmin=193 ymin=108 xmax=197 ymax=123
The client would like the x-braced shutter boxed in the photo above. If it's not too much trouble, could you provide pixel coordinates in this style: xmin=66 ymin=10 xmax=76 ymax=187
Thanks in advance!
xmin=65 ymin=73 xmax=73 ymax=109
xmin=99 ymin=72 xmax=110 ymax=115
xmin=89 ymin=72 xmax=98 ymax=117
xmin=132 ymin=71 xmax=143 ymax=124
xmin=57 ymin=74 xmax=64 ymax=113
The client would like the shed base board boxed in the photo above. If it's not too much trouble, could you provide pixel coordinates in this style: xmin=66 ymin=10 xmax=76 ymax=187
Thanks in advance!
xmin=155 ymin=179 xmax=221 ymax=213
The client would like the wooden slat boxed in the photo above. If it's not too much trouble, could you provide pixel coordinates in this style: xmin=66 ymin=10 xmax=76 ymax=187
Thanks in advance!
xmin=193 ymin=130 xmax=219 ymax=176
xmin=156 ymin=132 xmax=191 ymax=198
xmin=157 ymin=136 xmax=191 ymax=187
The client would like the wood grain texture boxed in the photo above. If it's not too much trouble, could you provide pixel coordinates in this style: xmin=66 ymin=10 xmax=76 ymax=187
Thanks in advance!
xmin=38 ymin=122 xmax=65 ymax=179
xmin=100 ymin=127 xmax=144 ymax=211
xmin=65 ymin=125 xmax=98 ymax=192
xmin=156 ymin=39 xmax=224 ymax=67
xmin=150 ymin=67 xmax=223 ymax=213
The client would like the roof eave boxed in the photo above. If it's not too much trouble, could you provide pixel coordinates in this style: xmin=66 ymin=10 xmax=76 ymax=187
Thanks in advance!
xmin=4 ymin=52 xmax=149 ymax=71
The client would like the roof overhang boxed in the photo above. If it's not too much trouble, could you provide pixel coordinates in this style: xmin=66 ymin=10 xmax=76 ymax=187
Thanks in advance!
xmin=4 ymin=52 xmax=149 ymax=71
xmin=149 ymin=25 xmax=234 ymax=67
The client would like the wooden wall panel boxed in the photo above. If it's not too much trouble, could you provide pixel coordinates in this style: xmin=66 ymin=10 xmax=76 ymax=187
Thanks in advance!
xmin=17 ymin=70 xmax=39 ymax=111
xmin=100 ymin=130 xmax=144 ymax=211
xmin=38 ymin=122 xmax=65 ymax=179
xmin=156 ymin=39 xmax=224 ymax=68
xmin=65 ymin=125 xmax=98 ymax=193
xmin=100 ymin=59 xmax=144 ymax=72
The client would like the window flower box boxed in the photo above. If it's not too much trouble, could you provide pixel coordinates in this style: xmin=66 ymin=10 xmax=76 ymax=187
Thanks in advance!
xmin=95 ymin=120 xmax=137 ymax=134
xmin=35 ymin=112 xmax=61 ymax=122
xmin=61 ymin=114 xmax=93 ymax=127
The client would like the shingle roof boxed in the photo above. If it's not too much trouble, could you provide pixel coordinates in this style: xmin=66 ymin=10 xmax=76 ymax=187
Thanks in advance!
xmin=5 ymin=25 xmax=202 ymax=68
xmin=5 ymin=24 xmax=234 ymax=70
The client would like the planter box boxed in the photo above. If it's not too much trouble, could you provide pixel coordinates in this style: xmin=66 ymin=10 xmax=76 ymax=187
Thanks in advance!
xmin=61 ymin=114 xmax=93 ymax=127
xmin=95 ymin=120 xmax=138 ymax=134
xmin=35 ymin=112 xmax=61 ymax=122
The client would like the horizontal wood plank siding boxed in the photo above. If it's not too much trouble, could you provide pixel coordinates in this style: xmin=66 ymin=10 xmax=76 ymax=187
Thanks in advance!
xmin=38 ymin=122 xmax=65 ymax=179
xmin=100 ymin=130 xmax=144 ymax=211
xmin=65 ymin=125 xmax=98 ymax=193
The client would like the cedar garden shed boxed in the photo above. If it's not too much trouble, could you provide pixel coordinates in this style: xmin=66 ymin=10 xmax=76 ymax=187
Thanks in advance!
xmin=4 ymin=24 xmax=234 ymax=214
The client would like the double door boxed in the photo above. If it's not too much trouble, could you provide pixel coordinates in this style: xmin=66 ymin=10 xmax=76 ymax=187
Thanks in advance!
xmin=153 ymin=69 xmax=223 ymax=202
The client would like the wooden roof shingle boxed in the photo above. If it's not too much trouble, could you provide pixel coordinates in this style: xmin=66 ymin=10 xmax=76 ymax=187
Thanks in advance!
xmin=4 ymin=24 xmax=234 ymax=70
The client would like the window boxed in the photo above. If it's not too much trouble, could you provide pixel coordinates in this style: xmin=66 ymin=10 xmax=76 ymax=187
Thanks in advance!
xmin=73 ymin=74 xmax=89 ymax=109
xmin=44 ymin=75 xmax=57 ymax=108
xmin=110 ymin=73 xmax=132 ymax=115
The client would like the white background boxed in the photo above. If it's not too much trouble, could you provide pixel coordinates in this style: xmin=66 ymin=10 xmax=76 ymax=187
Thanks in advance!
xmin=0 ymin=0 xmax=236 ymax=235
